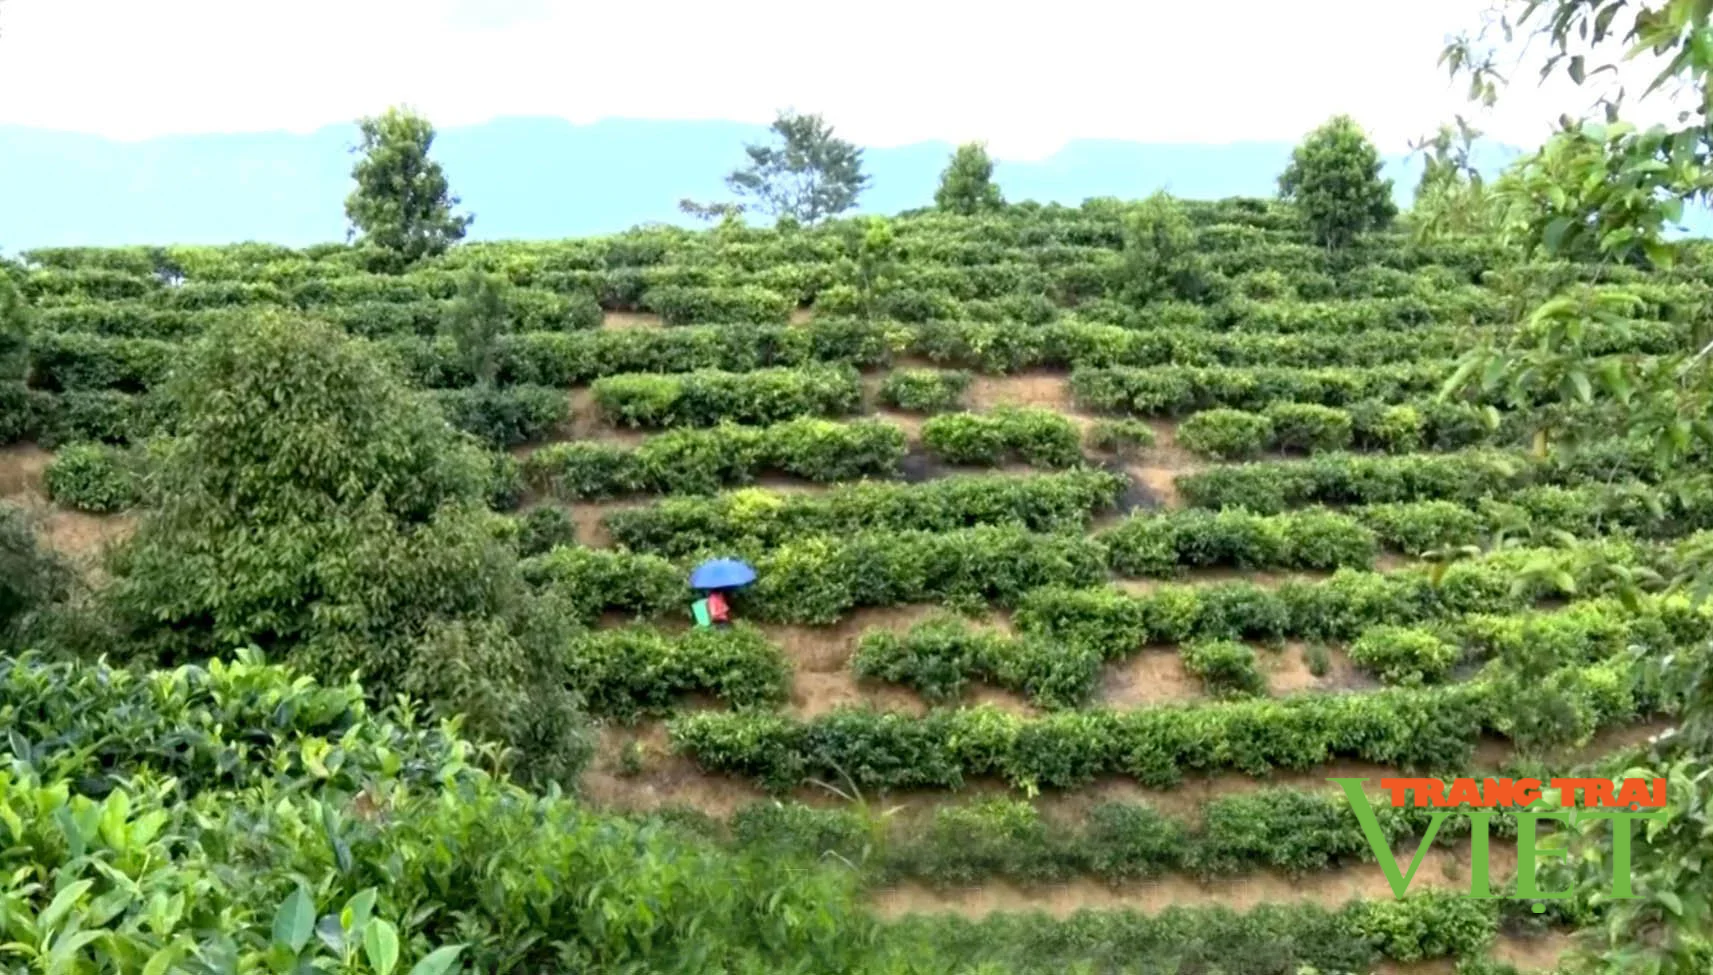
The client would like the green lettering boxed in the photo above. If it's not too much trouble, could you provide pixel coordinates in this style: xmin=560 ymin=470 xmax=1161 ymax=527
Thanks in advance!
xmin=1334 ymin=778 xmax=1451 ymax=898
xmin=1516 ymin=811 xmax=1574 ymax=907
xmin=1570 ymin=810 xmax=1667 ymax=899
xmin=1467 ymin=812 xmax=1494 ymax=898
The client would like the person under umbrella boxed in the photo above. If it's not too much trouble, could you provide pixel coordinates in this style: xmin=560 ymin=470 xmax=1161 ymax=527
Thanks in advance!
xmin=689 ymin=557 xmax=756 ymax=627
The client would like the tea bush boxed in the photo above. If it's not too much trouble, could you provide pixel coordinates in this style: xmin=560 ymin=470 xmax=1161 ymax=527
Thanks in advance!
xmin=878 ymin=367 xmax=972 ymax=412
xmin=920 ymin=407 xmax=1083 ymax=467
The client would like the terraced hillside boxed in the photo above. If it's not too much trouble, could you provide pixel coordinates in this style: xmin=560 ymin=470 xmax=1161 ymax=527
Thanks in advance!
xmin=3 ymin=199 xmax=1708 ymax=974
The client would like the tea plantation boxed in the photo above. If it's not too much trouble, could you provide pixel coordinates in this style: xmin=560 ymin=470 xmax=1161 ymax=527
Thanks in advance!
xmin=2 ymin=197 xmax=1707 ymax=973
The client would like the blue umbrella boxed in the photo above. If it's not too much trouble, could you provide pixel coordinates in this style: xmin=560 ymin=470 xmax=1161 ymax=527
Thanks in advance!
xmin=690 ymin=558 xmax=756 ymax=590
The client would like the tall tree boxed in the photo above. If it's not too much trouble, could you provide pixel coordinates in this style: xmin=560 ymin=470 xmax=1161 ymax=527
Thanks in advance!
xmin=1278 ymin=115 xmax=1398 ymax=248
xmin=935 ymin=142 xmax=1005 ymax=214
xmin=444 ymin=270 xmax=511 ymax=386
xmin=726 ymin=110 xmax=869 ymax=225
xmin=103 ymin=313 xmax=588 ymax=783
xmin=1120 ymin=191 xmax=1210 ymax=303
xmin=345 ymin=107 xmax=472 ymax=269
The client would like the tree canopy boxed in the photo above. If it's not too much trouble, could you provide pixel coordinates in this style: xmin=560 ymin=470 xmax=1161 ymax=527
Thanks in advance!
xmin=726 ymin=110 xmax=869 ymax=225
xmin=935 ymin=142 xmax=1005 ymax=215
xmin=1279 ymin=115 xmax=1398 ymax=248
xmin=345 ymin=107 xmax=473 ymax=269
xmin=102 ymin=313 xmax=587 ymax=782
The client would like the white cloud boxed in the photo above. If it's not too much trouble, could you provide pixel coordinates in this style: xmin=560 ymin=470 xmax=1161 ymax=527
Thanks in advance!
xmin=0 ymin=0 xmax=1694 ymax=158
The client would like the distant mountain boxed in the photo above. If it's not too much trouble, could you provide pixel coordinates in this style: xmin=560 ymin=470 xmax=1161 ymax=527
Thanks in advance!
xmin=0 ymin=116 xmax=1701 ymax=249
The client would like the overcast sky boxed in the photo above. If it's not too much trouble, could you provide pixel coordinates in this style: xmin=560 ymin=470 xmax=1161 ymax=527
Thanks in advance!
xmin=0 ymin=0 xmax=1687 ymax=158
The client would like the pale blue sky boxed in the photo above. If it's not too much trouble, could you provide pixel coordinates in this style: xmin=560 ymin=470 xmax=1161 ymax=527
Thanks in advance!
xmin=0 ymin=0 xmax=1687 ymax=157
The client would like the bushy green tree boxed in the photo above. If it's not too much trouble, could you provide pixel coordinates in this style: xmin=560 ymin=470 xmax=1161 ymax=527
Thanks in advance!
xmin=1120 ymin=191 xmax=1210 ymax=302
xmin=726 ymin=110 xmax=869 ymax=225
xmin=0 ymin=504 xmax=70 ymax=649
xmin=102 ymin=312 xmax=588 ymax=782
xmin=444 ymin=269 xmax=511 ymax=385
xmin=0 ymin=272 xmax=27 ymax=382
xmin=1279 ymin=115 xmax=1398 ymax=248
xmin=935 ymin=142 xmax=1004 ymax=214
xmin=1439 ymin=4 xmax=1713 ymax=973
xmin=345 ymin=107 xmax=472 ymax=269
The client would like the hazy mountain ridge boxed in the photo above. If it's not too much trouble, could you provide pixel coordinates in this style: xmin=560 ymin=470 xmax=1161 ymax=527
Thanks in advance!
xmin=1 ymin=116 xmax=1700 ymax=248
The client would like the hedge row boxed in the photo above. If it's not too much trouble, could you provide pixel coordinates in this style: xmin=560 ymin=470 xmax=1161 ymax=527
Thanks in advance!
xmin=1012 ymin=540 xmax=1658 ymax=651
xmin=1175 ymin=444 xmax=1688 ymax=514
xmin=670 ymin=653 xmax=1654 ymax=792
xmin=1098 ymin=507 xmax=1379 ymax=576
xmin=525 ymin=524 xmax=1111 ymax=626
xmin=1171 ymin=399 xmax=1557 ymax=459
xmin=520 ymin=418 xmax=909 ymax=499
xmin=23 ymin=313 xmax=1691 ymax=399
xmin=5 ymin=387 xmax=167 ymax=446
xmin=1353 ymin=479 xmax=1713 ymax=554
xmin=590 ymin=365 xmax=863 ymax=428
xmin=1069 ymin=362 xmax=1450 ymax=416
xmin=564 ymin=623 xmax=790 ymax=719
xmin=877 ymin=368 xmax=971 ymax=412
xmin=603 ymin=469 xmax=1125 ymax=557
xmin=918 ymin=407 xmax=1086 ymax=467
xmin=853 ymin=589 xmax=1693 ymax=708
xmin=889 ymin=895 xmax=1504 ymax=973
xmin=731 ymin=781 xmax=1557 ymax=887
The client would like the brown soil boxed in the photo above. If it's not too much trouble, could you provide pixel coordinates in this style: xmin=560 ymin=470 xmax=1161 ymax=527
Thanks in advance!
xmin=566 ymin=388 xmax=648 ymax=446
xmin=966 ymin=372 xmax=1076 ymax=412
xmin=756 ymin=605 xmax=1013 ymax=674
xmin=789 ymin=307 xmax=814 ymax=326
xmin=560 ymin=498 xmax=652 ymax=548
xmin=869 ymin=841 xmax=1518 ymax=919
xmin=790 ymin=670 xmax=1037 ymax=721
xmin=791 ymin=671 xmax=931 ymax=720
xmin=1490 ymin=931 xmax=1576 ymax=973
xmin=1098 ymin=651 xmax=1201 ymax=707
xmin=602 ymin=311 xmax=664 ymax=329
xmin=1123 ymin=421 xmax=1206 ymax=510
xmin=40 ymin=508 xmax=136 ymax=562
xmin=0 ymin=444 xmax=53 ymax=498
xmin=1264 ymin=641 xmax=1373 ymax=695
xmin=581 ymin=722 xmax=775 ymax=818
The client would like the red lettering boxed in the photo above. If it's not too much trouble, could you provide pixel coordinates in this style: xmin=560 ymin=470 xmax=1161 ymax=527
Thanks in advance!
xmin=1382 ymin=778 xmax=1441 ymax=808
xmin=1444 ymin=778 xmax=1482 ymax=807
xmin=1587 ymin=779 xmax=1618 ymax=808
xmin=1614 ymin=778 xmax=1650 ymax=809
xmin=1646 ymin=778 xmax=1667 ymax=808
xmin=1514 ymin=778 xmax=1542 ymax=807
xmin=1552 ymin=778 xmax=1596 ymax=807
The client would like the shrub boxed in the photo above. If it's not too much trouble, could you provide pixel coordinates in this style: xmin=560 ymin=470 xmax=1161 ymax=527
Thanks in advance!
xmin=604 ymin=469 xmax=1123 ymax=557
xmin=591 ymin=365 xmax=862 ymax=428
xmin=520 ymin=418 xmax=907 ymax=500
xmin=430 ymin=383 xmax=568 ymax=447
xmin=1263 ymin=402 xmax=1353 ymax=452
xmin=517 ymin=505 xmax=578 ymax=556
xmin=1176 ymin=408 xmax=1275 ymax=459
xmin=1181 ymin=639 xmax=1267 ymax=697
xmin=1099 ymin=508 xmax=1377 ymax=576
xmin=43 ymin=441 xmax=145 ymax=513
xmin=1084 ymin=418 xmax=1156 ymax=457
xmin=878 ymin=368 xmax=971 ymax=412
xmin=643 ymin=284 xmax=793 ymax=325
xmin=920 ymin=407 xmax=1083 ymax=468
xmin=564 ymin=623 xmax=790 ymax=719
xmin=1348 ymin=625 xmax=1460 ymax=685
